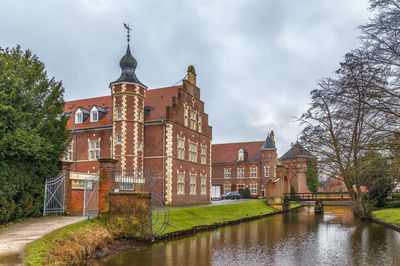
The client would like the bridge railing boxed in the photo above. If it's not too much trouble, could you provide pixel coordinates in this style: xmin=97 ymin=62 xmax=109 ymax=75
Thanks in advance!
xmin=284 ymin=192 xmax=352 ymax=201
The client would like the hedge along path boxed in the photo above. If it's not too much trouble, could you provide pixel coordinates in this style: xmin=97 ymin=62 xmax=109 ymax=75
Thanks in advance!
xmin=0 ymin=216 xmax=85 ymax=266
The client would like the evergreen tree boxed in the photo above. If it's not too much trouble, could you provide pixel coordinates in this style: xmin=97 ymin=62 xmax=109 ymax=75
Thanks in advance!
xmin=305 ymin=158 xmax=319 ymax=193
xmin=0 ymin=46 xmax=69 ymax=223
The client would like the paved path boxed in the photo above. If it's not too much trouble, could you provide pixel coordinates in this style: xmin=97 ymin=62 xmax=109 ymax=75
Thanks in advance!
xmin=0 ymin=216 xmax=86 ymax=266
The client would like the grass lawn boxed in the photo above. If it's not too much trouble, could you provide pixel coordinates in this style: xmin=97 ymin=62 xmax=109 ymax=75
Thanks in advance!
xmin=161 ymin=200 xmax=278 ymax=235
xmin=372 ymin=208 xmax=400 ymax=225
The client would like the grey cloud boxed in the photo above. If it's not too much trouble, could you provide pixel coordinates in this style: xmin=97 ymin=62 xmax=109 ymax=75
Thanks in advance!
xmin=0 ymin=0 xmax=370 ymax=154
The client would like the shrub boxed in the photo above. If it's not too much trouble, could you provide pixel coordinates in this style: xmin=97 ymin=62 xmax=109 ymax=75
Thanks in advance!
xmin=242 ymin=188 xmax=251 ymax=198
xmin=386 ymin=200 xmax=400 ymax=208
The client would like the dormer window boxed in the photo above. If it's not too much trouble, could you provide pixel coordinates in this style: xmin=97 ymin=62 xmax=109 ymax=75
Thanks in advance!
xmin=238 ymin=149 xmax=245 ymax=161
xmin=75 ymin=109 xmax=83 ymax=124
xmin=90 ymin=106 xmax=99 ymax=122
xmin=75 ymin=107 xmax=90 ymax=124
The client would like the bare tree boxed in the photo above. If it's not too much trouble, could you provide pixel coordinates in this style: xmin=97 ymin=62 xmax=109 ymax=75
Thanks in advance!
xmin=299 ymin=52 xmax=389 ymax=218
xmin=359 ymin=0 xmax=400 ymax=124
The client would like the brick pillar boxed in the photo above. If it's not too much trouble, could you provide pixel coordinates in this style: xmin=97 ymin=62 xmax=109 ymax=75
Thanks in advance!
xmin=98 ymin=158 xmax=118 ymax=212
xmin=60 ymin=162 xmax=73 ymax=214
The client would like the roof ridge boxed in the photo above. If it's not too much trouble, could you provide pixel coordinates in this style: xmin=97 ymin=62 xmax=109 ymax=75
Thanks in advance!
xmin=212 ymin=140 xmax=265 ymax=145
xmin=66 ymin=95 xmax=111 ymax=103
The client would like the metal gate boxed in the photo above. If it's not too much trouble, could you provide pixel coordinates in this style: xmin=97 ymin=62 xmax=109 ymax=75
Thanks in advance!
xmin=83 ymin=175 xmax=99 ymax=217
xmin=43 ymin=171 xmax=66 ymax=216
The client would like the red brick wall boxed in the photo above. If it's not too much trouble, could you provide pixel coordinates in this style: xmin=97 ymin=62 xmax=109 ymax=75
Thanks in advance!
xmin=70 ymin=129 xmax=112 ymax=173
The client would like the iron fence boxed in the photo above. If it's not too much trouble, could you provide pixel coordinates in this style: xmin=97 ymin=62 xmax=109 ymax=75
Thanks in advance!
xmin=113 ymin=168 xmax=158 ymax=193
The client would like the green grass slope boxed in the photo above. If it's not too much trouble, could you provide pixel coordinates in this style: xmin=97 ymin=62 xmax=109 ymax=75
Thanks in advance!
xmin=162 ymin=200 xmax=277 ymax=234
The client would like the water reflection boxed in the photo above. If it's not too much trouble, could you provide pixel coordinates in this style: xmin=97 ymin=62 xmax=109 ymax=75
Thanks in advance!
xmin=95 ymin=206 xmax=400 ymax=266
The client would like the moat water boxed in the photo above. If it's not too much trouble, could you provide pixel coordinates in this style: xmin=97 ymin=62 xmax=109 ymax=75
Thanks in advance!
xmin=94 ymin=206 xmax=400 ymax=266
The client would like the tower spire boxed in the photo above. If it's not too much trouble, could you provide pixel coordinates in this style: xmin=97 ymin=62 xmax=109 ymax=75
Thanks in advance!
xmin=123 ymin=23 xmax=131 ymax=44
xmin=110 ymin=23 xmax=145 ymax=86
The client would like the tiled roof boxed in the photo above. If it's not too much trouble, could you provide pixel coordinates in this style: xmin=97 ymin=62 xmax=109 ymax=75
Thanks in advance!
xmin=64 ymin=85 xmax=182 ymax=129
xmin=64 ymin=96 xmax=112 ymax=130
xmin=212 ymin=141 xmax=264 ymax=163
xmin=280 ymin=143 xmax=314 ymax=160
xmin=144 ymin=86 xmax=181 ymax=120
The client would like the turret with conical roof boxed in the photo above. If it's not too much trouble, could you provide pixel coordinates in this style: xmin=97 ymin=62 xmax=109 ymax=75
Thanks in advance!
xmin=261 ymin=131 xmax=276 ymax=150
xmin=279 ymin=142 xmax=314 ymax=160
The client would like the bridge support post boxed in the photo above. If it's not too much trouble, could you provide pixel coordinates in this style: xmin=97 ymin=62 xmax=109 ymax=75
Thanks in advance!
xmin=315 ymin=199 xmax=324 ymax=214
xmin=283 ymin=196 xmax=290 ymax=212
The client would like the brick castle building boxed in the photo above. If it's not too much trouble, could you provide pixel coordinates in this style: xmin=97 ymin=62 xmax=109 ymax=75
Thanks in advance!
xmin=63 ymin=42 xmax=212 ymax=208
xmin=212 ymin=131 xmax=314 ymax=200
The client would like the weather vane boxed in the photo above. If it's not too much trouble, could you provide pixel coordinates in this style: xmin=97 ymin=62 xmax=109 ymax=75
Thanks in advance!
xmin=123 ymin=23 xmax=131 ymax=43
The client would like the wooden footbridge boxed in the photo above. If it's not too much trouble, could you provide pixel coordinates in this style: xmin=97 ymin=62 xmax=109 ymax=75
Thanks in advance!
xmin=284 ymin=192 xmax=352 ymax=201
xmin=283 ymin=192 xmax=352 ymax=213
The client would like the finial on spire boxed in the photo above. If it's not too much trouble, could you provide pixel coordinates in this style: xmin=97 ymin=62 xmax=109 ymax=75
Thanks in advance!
xmin=123 ymin=23 xmax=131 ymax=43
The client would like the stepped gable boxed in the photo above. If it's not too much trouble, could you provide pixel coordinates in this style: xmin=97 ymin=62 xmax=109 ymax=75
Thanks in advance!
xmin=212 ymin=141 xmax=264 ymax=163
xmin=280 ymin=142 xmax=314 ymax=160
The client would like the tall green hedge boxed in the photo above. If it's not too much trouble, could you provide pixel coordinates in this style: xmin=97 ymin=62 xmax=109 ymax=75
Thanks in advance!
xmin=0 ymin=46 xmax=69 ymax=224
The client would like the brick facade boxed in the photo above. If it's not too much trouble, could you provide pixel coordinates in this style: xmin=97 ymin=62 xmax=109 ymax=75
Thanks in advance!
xmin=212 ymin=134 xmax=313 ymax=199
xmin=63 ymin=45 xmax=212 ymax=206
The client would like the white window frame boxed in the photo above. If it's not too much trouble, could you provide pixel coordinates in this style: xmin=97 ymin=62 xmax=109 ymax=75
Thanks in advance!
xmin=184 ymin=105 xmax=189 ymax=127
xmin=250 ymin=184 xmax=257 ymax=195
xmin=250 ymin=167 xmax=257 ymax=178
xmin=198 ymin=113 xmax=202 ymax=133
xmin=224 ymin=168 xmax=231 ymax=179
xmin=238 ymin=149 xmax=244 ymax=161
xmin=138 ymin=110 xmax=142 ymax=121
xmin=200 ymin=145 xmax=207 ymax=164
xmin=89 ymin=140 xmax=100 ymax=160
xmin=90 ymin=107 xmax=98 ymax=122
xmin=190 ymin=110 xmax=197 ymax=130
xmin=117 ymin=108 xmax=122 ymax=120
xmin=237 ymin=168 xmax=244 ymax=178
xmin=64 ymin=141 xmax=73 ymax=161
xmin=224 ymin=184 xmax=231 ymax=193
xmin=201 ymin=174 xmax=206 ymax=195
xmin=190 ymin=173 xmax=197 ymax=195
xmin=177 ymin=171 xmax=185 ymax=195
xmin=177 ymin=137 xmax=185 ymax=160
xmin=189 ymin=141 xmax=198 ymax=163
xmin=75 ymin=109 xmax=83 ymax=124
xmin=116 ymin=135 xmax=122 ymax=144
xmin=264 ymin=166 xmax=270 ymax=178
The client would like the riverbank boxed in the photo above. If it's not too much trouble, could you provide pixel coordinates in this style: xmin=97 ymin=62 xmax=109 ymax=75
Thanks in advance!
xmin=24 ymin=200 xmax=299 ymax=265
xmin=371 ymin=208 xmax=400 ymax=232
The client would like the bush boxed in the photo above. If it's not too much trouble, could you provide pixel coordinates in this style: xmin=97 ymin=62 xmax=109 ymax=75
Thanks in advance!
xmin=242 ymin=188 xmax=251 ymax=198
xmin=386 ymin=200 xmax=400 ymax=208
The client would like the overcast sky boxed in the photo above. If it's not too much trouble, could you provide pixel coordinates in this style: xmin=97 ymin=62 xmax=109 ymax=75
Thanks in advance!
xmin=0 ymin=0 xmax=371 ymax=155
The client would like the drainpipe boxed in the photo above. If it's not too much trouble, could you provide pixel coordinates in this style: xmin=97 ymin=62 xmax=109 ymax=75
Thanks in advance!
xmin=162 ymin=119 xmax=166 ymax=199
xmin=73 ymin=129 xmax=77 ymax=172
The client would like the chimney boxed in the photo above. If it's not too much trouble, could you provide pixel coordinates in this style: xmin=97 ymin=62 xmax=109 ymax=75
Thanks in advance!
xmin=187 ymin=65 xmax=196 ymax=86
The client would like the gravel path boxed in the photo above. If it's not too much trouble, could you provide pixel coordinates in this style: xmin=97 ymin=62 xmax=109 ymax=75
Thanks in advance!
xmin=0 ymin=216 xmax=86 ymax=266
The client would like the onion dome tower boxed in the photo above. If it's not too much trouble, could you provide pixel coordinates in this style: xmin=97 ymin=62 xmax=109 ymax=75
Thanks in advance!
xmin=110 ymin=24 xmax=147 ymax=170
